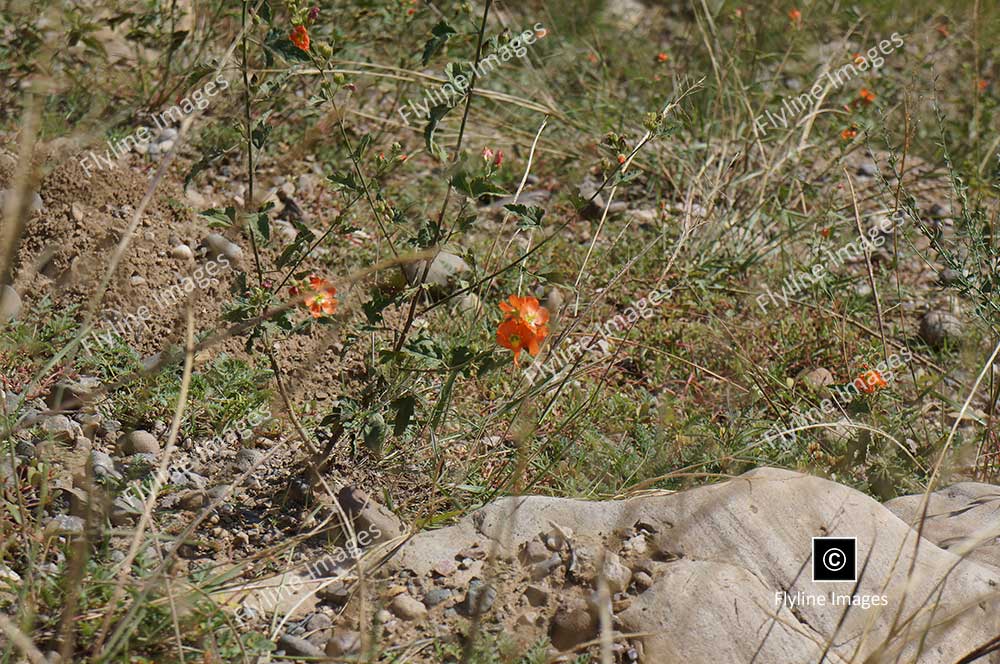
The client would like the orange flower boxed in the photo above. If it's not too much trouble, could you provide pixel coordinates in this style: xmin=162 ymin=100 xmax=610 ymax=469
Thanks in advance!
xmin=496 ymin=318 xmax=539 ymax=365
xmin=788 ymin=8 xmax=801 ymax=24
xmin=500 ymin=295 xmax=549 ymax=332
xmin=859 ymin=88 xmax=876 ymax=104
xmin=536 ymin=28 xmax=547 ymax=39
xmin=978 ymin=79 xmax=989 ymax=92
xmin=304 ymin=275 xmax=337 ymax=318
xmin=657 ymin=52 xmax=669 ymax=63
xmin=290 ymin=25 xmax=310 ymax=52
xmin=497 ymin=295 xmax=549 ymax=365
xmin=855 ymin=368 xmax=888 ymax=394
xmin=840 ymin=126 xmax=858 ymax=141
xmin=819 ymin=227 xmax=831 ymax=238
xmin=853 ymin=52 xmax=865 ymax=65
xmin=587 ymin=53 xmax=599 ymax=64
xmin=617 ymin=154 xmax=626 ymax=164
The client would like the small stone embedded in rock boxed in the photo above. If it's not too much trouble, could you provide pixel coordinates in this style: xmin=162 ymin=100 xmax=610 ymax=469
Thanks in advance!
xmin=432 ymin=559 xmax=457 ymax=577
xmin=633 ymin=571 xmax=654 ymax=591
xmin=523 ymin=540 xmax=550 ymax=564
xmin=530 ymin=554 xmax=563 ymax=581
xmin=118 ymin=430 xmax=160 ymax=455
xmin=390 ymin=594 xmax=427 ymax=621
xmin=601 ymin=552 xmax=632 ymax=594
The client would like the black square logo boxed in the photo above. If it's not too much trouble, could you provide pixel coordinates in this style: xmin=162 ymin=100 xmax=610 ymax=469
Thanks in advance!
xmin=812 ymin=537 xmax=857 ymax=582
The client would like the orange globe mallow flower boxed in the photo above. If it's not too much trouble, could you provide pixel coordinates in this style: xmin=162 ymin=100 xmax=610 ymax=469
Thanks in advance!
xmin=855 ymin=368 xmax=888 ymax=394
xmin=657 ymin=52 xmax=669 ymax=63
xmin=290 ymin=25 xmax=310 ymax=52
xmin=497 ymin=295 xmax=550 ymax=365
xmin=788 ymin=8 xmax=802 ymax=24
xmin=859 ymin=88 xmax=876 ymax=104
xmin=840 ymin=126 xmax=858 ymax=141
xmin=304 ymin=275 xmax=337 ymax=318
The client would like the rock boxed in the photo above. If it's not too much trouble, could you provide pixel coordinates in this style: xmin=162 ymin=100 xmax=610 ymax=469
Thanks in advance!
xmin=184 ymin=187 xmax=205 ymax=208
xmin=423 ymin=588 xmax=452 ymax=607
xmin=159 ymin=128 xmax=179 ymax=142
xmin=70 ymin=202 xmax=84 ymax=222
xmin=401 ymin=251 xmax=469 ymax=295
xmin=545 ymin=525 xmax=572 ymax=551
xmin=158 ymin=139 xmax=175 ymax=154
xmin=390 ymin=594 xmax=427 ymax=621
xmin=387 ymin=468 xmax=1000 ymax=662
xmin=600 ymin=552 xmax=631 ymax=593
xmin=551 ymin=602 xmax=597 ymax=650
xmin=91 ymin=451 xmax=121 ymax=481
xmin=524 ymin=584 xmax=549 ymax=607
xmin=798 ymin=367 xmax=834 ymax=390
xmin=42 ymin=415 xmax=81 ymax=442
xmin=885 ymin=483 xmax=1000 ymax=571
xmin=203 ymin=233 xmax=243 ymax=265
xmin=920 ymin=309 xmax=963 ymax=349
xmin=431 ymin=559 xmax=457 ymax=577
xmin=317 ymin=581 xmax=350 ymax=604
xmin=277 ymin=633 xmax=324 ymax=658
xmin=325 ymin=630 xmax=361 ymax=657
xmin=0 ymin=564 xmax=20 ymax=582
xmin=235 ymin=448 xmax=263 ymax=472
xmin=530 ymin=554 xmax=563 ymax=580
xmin=46 ymin=376 xmax=100 ymax=411
xmin=177 ymin=491 xmax=206 ymax=511
xmin=171 ymin=244 xmax=194 ymax=261
xmin=45 ymin=515 xmax=84 ymax=536
xmin=129 ymin=275 xmax=146 ymax=286
xmin=303 ymin=613 xmax=332 ymax=647
xmin=857 ymin=162 xmax=877 ymax=177
xmin=633 ymin=570 xmax=653 ymax=591
xmin=0 ymin=285 xmax=21 ymax=323
xmin=516 ymin=610 xmax=541 ymax=628
xmin=336 ymin=486 xmax=405 ymax=542
xmin=939 ymin=268 xmax=963 ymax=286
xmin=297 ymin=173 xmax=319 ymax=196
xmin=522 ymin=540 xmax=550 ymax=564
xmin=458 ymin=579 xmax=495 ymax=616
xmin=118 ymin=430 xmax=159 ymax=455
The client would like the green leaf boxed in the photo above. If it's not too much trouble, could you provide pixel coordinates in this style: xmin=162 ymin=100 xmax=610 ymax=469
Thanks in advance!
xmin=328 ymin=171 xmax=359 ymax=192
xmin=504 ymin=204 xmax=546 ymax=229
xmin=422 ymin=20 xmax=457 ymax=65
xmin=353 ymin=134 xmax=372 ymax=160
xmin=391 ymin=395 xmax=416 ymax=436
xmin=255 ymin=211 xmax=270 ymax=243
xmin=200 ymin=206 xmax=236 ymax=228
xmin=451 ymin=172 xmax=505 ymax=199
xmin=424 ymin=104 xmax=455 ymax=162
